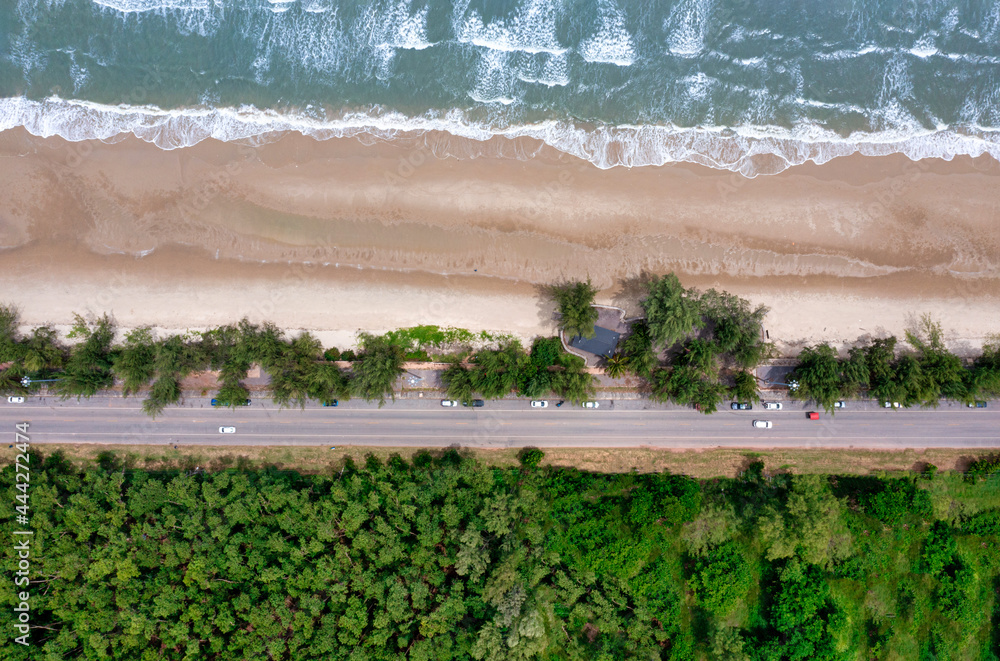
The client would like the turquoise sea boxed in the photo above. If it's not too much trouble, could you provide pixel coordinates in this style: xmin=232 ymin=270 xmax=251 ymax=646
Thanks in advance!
xmin=1 ymin=0 xmax=999 ymax=174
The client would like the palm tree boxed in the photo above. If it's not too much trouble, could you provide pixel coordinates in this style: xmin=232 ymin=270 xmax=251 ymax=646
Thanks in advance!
xmin=604 ymin=353 xmax=627 ymax=379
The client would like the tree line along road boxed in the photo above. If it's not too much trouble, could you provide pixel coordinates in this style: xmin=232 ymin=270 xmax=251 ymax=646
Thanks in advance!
xmin=1 ymin=395 xmax=998 ymax=449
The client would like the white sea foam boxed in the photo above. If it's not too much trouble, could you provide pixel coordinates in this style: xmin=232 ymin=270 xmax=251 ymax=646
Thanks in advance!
xmin=89 ymin=0 xmax=210 ymax=11
xmin=579 ymin=0 xmax=635 ymax=66
xmin=469 ymin=49 xmax=519 ymax=103
xmin=457 ymin=0 xmax=567 ymax=56
xmin=909 ymin=36 xmax=938 ymax=58
xmin=516 ymin=52 xmax=570 ymax=87
xmin=361 ymin=0 xmax=434 ymax=51
xmin=2 ymin=96 xmax=999 ymax=177
xmin=665 ymin=0 xmax=711 ymax=57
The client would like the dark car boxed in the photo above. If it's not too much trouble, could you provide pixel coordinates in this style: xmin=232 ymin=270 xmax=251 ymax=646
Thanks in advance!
xmin=968 ymin=401 xmax=988 ymax=408
xmin=731 ymin=402 xmax=752 ymax=410
xmin=463 ymin=399 xmax=486 ymax=408
xmin=322 ymin=400 xmax=339 ymax=407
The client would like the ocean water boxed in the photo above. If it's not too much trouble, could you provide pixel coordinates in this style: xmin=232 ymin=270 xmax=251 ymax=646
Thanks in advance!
xmin=1 ymin=0 xmax=999 ymax=174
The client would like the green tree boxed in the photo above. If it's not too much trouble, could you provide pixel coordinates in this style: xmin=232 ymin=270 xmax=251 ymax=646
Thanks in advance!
xmin=351 ymin=333 xmax=405 ymax=405
xmin=442 ymin=360 xmax=475 ymax=404
xmin=691 ymin=542 xmax=752 ymax=617
xmin=551 ymin=279 xmax=600 ymax=340
xmin=678 ymin=338 xmax=719 ymax=376
xmin=641 ymin=273 xmax=704 ymax=348
xmin=840 ymin=346 xmax=870 ymax=397
xmin=54 ymin=314 xmax=116 ymax=398
xmin=549 ymin=352 xmax=596 ymax=403
xmin=790 ymin=344 xmax=841 ymax=413
xmin=0 ymin=303 xmax=20 ymax=362
xmin=865 ymin=337 xmax=899 ymax=403
xmin=620 ymin=320 xmax=657 ymax=378
xmin=603 ymin=352 xmax=627 ymax=379
xmin=905 ymin=315 xmax=966 ymax=404
xmin=113 ymin=327 xmax=156 ymax=397
xmin=20 ymin=325 xmax=66 ymax=373
xmin=730 ymin=370 xmax=760 ymax=404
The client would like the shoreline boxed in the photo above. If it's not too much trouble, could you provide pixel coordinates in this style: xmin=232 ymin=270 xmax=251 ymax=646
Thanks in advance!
xmin=1 ymin=127 xmax=999 ymax=355
xmin=4 ymin=96 xmax=1000 ymax=175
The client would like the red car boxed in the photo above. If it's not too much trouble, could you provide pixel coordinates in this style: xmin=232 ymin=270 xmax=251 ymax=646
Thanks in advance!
xmin=807 ymin=411 xmax=819 ymax=420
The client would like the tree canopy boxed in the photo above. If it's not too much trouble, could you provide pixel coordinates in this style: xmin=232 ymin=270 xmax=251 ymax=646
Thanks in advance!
xmin=2 ymin=452 xmax=998 ymax=660
xmin=551 ymin=279 xmax=600 ymax=340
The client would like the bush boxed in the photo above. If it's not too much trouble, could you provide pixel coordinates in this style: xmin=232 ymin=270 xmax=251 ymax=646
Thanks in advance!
xmin=323 ymin=347 xmax=341 ymax=361
xmin=517 ymin=448 xmax=545 ymax=469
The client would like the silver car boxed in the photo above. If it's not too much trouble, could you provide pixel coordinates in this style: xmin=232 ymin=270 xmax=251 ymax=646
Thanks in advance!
xmin=219 ymin=426 xmax=236 ymax=434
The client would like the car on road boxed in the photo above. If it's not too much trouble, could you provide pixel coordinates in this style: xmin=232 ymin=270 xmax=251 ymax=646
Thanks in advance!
xmin=731 ymin=402 xmax=752 ymax=410
xmin=807 ymin=411 xmax=819 ymax=420
xmin=219 ymin=426 xmax=236 ymax=434
xmin=763 ymin=402 xmax=782 ymax=410
xmin=530 ymin=400 xmax=548 ymax=408
xmin=7 ymin=396 xmax=24 ymax=404
xmin=582 ymin=401 xmax=599 ymax=408
xmin=968 ymin=401 xmax=988 ymax=408
xmin=211 ymin=398 xmax=251 ymax=407
xmin=752 ymin=420 xmax=772 ymax=429
xmin=834 ymin=401 xmax=846 ymax=408
xmin=463 ymin=399 xmax=486 ymax=408
xmin=884 ymin=401 xmax=900 ymax=408
xmin=440 ymin=400 xmax=459 ymax=407
xmin=322 ymin=400 xmax=338 ymax=407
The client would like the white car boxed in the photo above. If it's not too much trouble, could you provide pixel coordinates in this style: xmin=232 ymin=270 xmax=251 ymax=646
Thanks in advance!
xmin=752 ymin=420 xmax=773 ymax=429
xmin=884 ymin=401 xmax=900 ymax=408
xmin=834 ymin=401 xmax=846 ymax=408
xmin=219 ymin=426 xmax=236 ymax=434
xmin=530 ymin=400 xmax=548 ymax=408
xmin=440 ymin=400 xmax=459 ymax=407
xmin=763 ymin=402 xmax=782 ymax=410
xmin=7 ymin=396 xmax=25 ymax=404
xmin=582 ymin=401 xmax=599 ymax=408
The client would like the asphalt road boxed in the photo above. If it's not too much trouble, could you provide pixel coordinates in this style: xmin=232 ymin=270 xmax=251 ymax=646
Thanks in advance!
xmin=1 ymin=395 xmax=998 ymax=449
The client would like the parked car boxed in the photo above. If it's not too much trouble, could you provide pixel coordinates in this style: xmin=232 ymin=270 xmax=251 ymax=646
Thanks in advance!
xmin=731 ymin=402 xmax=752 ymax=410
xmin=834 ymin=401 xmax=846 ymax=408
xmin=219 ymin=427 xmax=236 ymax=434
xmin=463 ymin=399 xmax=486 ymax=408
xmin=807 ymin=411 xmax=819 ymax=420
xmin=582 ymin=401 xmax=599 ymax=408
xmin=968 ymin=401 xmax=988 ymax=408
xmin=322 ymin=400 xmax=338 ymax=407
xmin=530 ymin=400 xmax=548 ymax=408
xmin=752 ymin=420 xmax=772 ymax=429
xmin=884 ymin=401 xmax=900 ymax=408
xmin=7 ymin=396 xmax=24 ymax=404
xmin=763 ymin=402 xmax=782 ymax=410
xmin=440 ymin=400 xmax=459 ymax=407
xmin=211 ymin=398 xmax=251 ymax=407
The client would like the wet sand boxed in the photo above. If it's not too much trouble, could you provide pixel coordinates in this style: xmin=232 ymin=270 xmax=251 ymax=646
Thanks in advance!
xmin=0 ymin=127 xmax=998 ymax=354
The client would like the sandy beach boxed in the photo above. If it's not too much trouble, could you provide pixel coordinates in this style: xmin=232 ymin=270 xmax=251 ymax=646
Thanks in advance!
xmin=0 ymin=127 xmax=998 ymax=355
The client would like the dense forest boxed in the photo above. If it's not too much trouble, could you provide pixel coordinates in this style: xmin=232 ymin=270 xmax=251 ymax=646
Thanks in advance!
xmin=2 ymin=451 xmax=999 ymax=660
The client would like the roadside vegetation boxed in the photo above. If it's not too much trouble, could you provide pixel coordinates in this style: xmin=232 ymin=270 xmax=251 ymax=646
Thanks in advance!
xmin=790 ymin=315 xmax=1000 ymax=412
xmin=2 ymin=450 xmax=998 ymax=659
xmin=1 ymin=272 xmax=998 ymax=417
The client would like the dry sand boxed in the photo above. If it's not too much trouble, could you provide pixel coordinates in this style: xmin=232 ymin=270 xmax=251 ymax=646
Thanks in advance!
xmin=0 ymin=127 xmax=998 ymax=354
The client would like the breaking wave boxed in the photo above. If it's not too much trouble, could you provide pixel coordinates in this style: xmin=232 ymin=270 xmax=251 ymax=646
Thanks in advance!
xmin=3 ymin=95 xmax=998 ymax=176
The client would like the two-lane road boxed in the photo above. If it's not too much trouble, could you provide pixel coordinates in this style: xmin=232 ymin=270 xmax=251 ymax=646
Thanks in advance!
xmin=2 ymin=396 xmax=999 ymax=448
